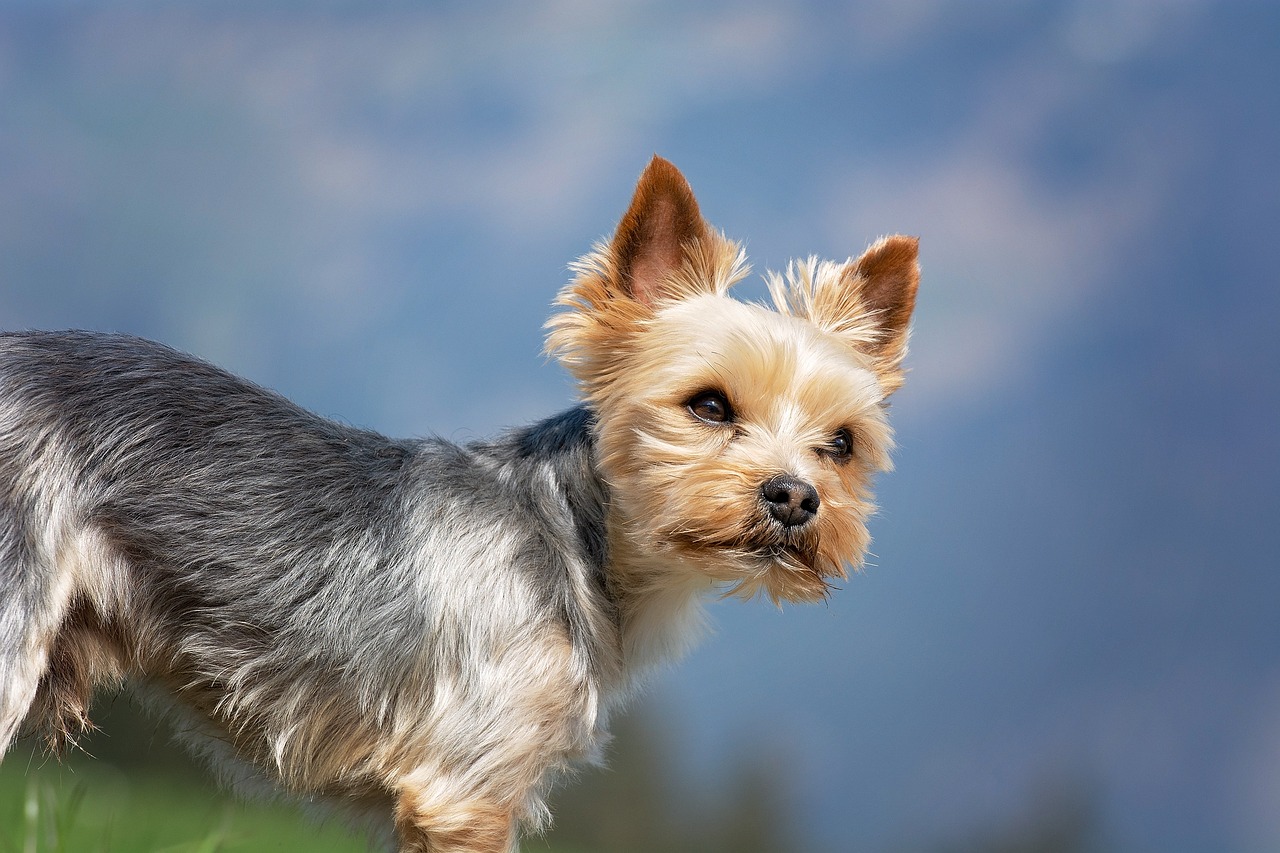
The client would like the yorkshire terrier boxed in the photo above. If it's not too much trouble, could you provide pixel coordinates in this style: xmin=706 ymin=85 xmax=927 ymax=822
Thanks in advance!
xmin=0 ymin=157 xmax=918 ymax=852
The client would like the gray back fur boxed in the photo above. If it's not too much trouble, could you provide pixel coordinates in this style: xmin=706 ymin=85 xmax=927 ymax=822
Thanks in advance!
xmin=0 ymin=331 xmax=619 ymax=796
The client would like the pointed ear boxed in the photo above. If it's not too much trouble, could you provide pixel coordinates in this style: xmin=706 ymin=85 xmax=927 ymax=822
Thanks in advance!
xmin=609 ymin=156 xmax=711 ymax=306
xmin=842 ymin=235 xmax=919 ymax=369
xmin=547 ymin=157 xmax=745 ymax=399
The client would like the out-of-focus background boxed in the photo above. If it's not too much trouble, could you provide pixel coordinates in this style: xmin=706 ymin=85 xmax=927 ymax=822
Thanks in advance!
xmin=2 ymin=2 xmax=1278 ymax=851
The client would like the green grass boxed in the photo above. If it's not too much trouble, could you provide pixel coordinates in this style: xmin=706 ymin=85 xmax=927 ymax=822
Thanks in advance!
xmin=0 ymin=760 xmax=373 ymax=853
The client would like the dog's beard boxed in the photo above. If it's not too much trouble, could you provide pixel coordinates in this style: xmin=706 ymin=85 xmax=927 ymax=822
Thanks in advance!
xmin=654 ymin=513 xmax=847 ymax=605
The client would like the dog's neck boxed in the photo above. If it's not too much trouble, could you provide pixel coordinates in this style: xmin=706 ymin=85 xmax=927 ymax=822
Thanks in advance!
xmin=493 ymin=406 xmax=714 ymax=691
xmin=603 ymin=529 xmax=714 ymax=678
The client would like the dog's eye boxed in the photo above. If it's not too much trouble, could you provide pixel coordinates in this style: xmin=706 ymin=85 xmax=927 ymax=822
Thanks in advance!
xmin=687 ymin=391 xmax=733 ymax=424
xmin=825 ymin=428 xmax=854 ymax=461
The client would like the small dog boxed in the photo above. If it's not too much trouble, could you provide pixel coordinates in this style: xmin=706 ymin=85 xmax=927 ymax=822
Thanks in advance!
xmin=0 ymin=157 xmax=918 ymax=852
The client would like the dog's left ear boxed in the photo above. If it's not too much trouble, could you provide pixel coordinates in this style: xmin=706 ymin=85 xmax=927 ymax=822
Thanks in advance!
xmin=845 ymin=235 xmax=919 ymax=360
xmin=813 ymin=236 xmax=919 ymax=393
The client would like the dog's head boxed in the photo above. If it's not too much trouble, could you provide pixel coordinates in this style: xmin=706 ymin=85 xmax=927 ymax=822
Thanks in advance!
xmin=547 ymin=157 xmax=918 ymax=603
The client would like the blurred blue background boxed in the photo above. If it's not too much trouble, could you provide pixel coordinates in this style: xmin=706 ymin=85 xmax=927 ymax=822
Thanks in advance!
xmin=2 ymin=2 xmax=1278 ymax=851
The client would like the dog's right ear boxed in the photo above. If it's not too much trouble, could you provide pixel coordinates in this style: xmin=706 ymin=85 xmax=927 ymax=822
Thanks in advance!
xmin=547 ymin=157 xmax=745 ymax=399
xmin=608 ymin=156 xmax=712 ymax=307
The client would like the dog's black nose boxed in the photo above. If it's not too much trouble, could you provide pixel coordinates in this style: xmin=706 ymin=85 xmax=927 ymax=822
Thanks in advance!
xmin=761 ymin=475 xmax=820 ymax=528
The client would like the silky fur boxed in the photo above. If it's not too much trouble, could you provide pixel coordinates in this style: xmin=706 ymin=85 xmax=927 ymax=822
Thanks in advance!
xmin=0 ymin=157 xmax=918 ymax=852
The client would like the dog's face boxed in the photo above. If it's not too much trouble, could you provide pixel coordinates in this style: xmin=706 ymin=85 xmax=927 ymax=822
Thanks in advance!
xmin=548 ymin=157 xmax=918 ymax=603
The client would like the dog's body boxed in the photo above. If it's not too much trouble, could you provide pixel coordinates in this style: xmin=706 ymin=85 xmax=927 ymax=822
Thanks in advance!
xmin=0 ymin=331 xmax=614 ymax=846
xmin=0 ymin=158 xmax=918 ymax=852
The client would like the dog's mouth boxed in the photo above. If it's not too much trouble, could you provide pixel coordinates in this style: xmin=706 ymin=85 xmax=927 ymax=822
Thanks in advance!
xmin=757 ymin=518 xmax=829 ymax=562
xmin=660 ymin=528 xmax=836 ymax=603
xmin=667 ymin=526 xmax=808 ymax=562
xmin=664 ymin=515 xmax=830 ymax=566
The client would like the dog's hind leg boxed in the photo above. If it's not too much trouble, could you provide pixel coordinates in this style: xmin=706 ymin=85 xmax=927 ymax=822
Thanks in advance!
xmin=0 ymin=527 xmax=67 ymax=757
xmin=0 ymin=486 xmax=127 ymax=758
